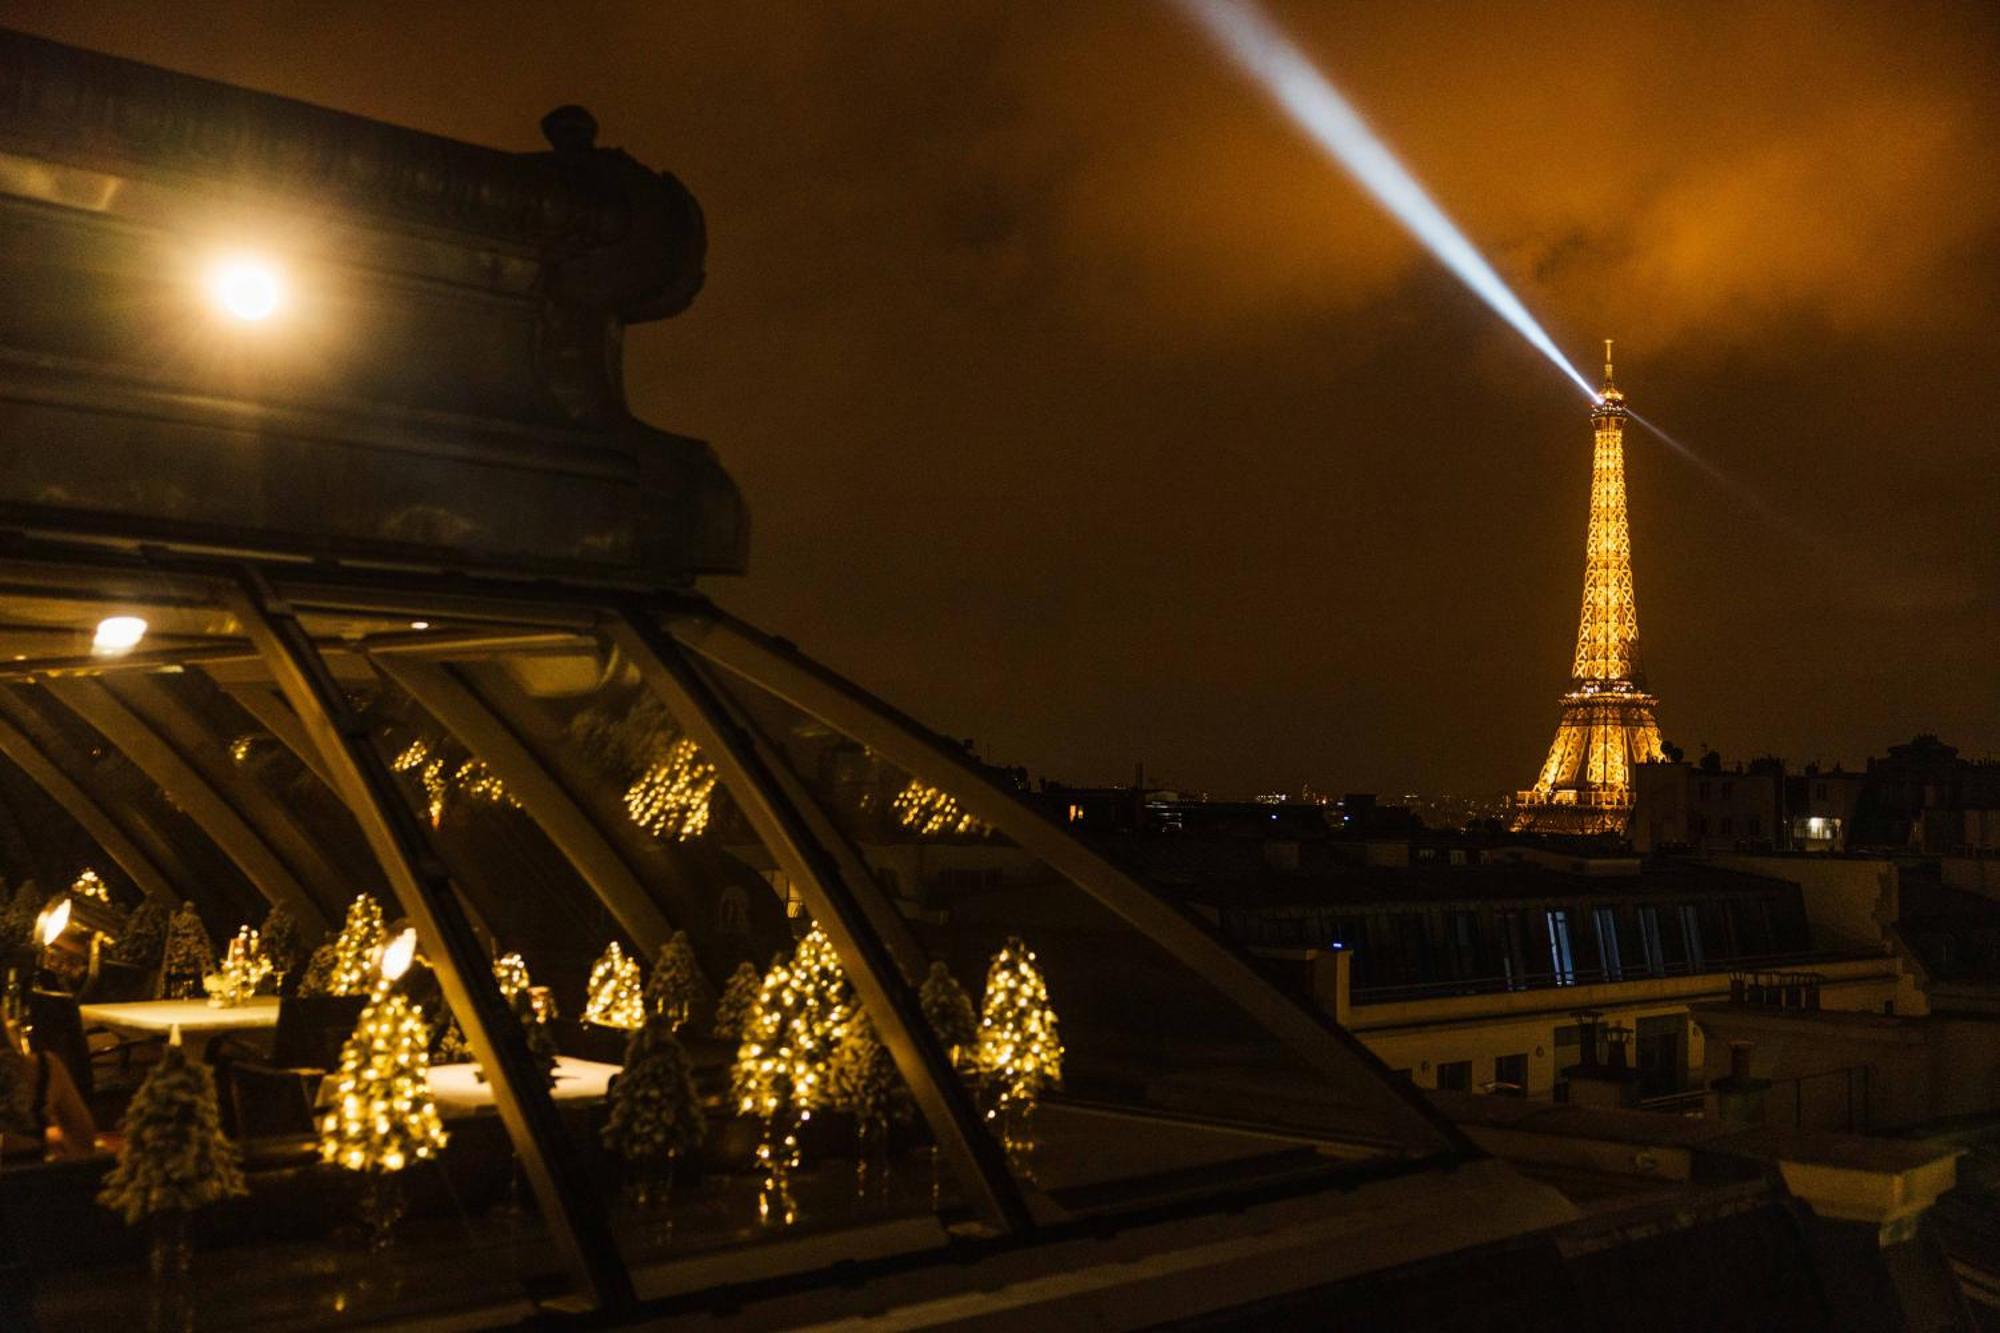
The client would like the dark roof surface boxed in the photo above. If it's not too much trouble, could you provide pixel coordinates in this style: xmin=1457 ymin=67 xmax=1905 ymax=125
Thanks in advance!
xmin=1096 ymin=835 xmax=1799 ymax=909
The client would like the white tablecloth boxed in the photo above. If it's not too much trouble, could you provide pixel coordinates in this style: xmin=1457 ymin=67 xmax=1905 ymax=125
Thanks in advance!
xmin=425 ymin=1057 xmax=620 ymax=1119
xmin=79 ymin=997 xmax=280 ymax=1036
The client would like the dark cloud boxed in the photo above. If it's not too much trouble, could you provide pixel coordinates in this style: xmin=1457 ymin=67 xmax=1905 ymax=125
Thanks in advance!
xmin=3 ymin=0 xmax=1995 ymax=794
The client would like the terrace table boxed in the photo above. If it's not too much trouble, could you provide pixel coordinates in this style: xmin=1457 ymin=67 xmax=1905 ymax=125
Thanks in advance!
xmin=78 ymin=997 xmax=280 ymax=1055
xmin=425 ymin=1057 xmax=620 ymax=1120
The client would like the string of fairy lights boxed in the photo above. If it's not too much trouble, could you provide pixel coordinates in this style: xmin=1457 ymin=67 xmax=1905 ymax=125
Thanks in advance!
xmin=624 ymin=735 xmax=718 ymax=842
xmin=97 ymin=873 xmax=1062 ymax=1238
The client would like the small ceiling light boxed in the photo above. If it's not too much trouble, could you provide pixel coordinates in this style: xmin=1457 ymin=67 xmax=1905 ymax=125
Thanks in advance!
xmin=93 ymin=615 xmax=148 ymax=654
xmin=205 ymin=254 xmax=285 ymax=322
xmin=409 ymin=621 xmax=431 ymax=631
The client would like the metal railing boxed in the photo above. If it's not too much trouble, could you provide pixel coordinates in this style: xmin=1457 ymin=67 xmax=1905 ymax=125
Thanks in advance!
xmin=1348 ymin=949 xmax=1878 ymax=1005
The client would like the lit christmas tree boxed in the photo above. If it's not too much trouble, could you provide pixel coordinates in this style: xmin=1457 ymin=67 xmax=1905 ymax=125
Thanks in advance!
xmin=392 ymin=735 xmax=517 ymax=827
xmin=326 ymin=894 xmax=387 ymax=997
xmin=70 ymin=868 xmax=111 ymax=903
xmin=733 ymin=928 xmax=853 ymax=1225
xmin=712 ymin=960 xmax=760 ymax=1042
xmin=624 ymin=736 xmax=717 ymax=842
xmin=318 ymin=931 xmax=448 ymax=1248
xmin=492 ymin=951 xmax=532 ymax=1003
xmin=891 ymin=780 xmax=985 ymax=837
xmin=830 ymin=1011 xmax=912 ymax=1203
xmin=97 ymin=1029 xmax=248 ymax=1317
xmin=582 ymin=940 xmax=645 ymax=1030
xmin=976 ymin=937 xmax=1063 ymax=1171
xmin=161 ymin=901 xmax=214 ymax=999
xmin=920 ymin=961 xmax=978 ymax=1070
xmin=603 ymin=1014 xmax=705 ymax=1210
xmin=645 ymin=930 xmax=703 ymax=1030
xmin=258 ymin=903 xmax=304 ymax=985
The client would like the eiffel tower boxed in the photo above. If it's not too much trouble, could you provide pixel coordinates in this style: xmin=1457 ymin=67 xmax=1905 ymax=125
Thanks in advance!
xmin=1513 ymin=342 xmax=1665 ymax=835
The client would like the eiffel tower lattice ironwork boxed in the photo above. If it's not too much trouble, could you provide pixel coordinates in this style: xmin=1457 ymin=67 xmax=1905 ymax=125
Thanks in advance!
xmin=1513 ymin=342 xmax=1665 ymax=835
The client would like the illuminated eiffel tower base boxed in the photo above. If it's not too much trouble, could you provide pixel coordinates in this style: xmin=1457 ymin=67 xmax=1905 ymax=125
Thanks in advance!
xmin=1513 ymin=345 xmax=1665 ymax=836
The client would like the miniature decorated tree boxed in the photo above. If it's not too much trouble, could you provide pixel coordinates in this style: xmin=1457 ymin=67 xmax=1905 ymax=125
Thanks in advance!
xmin=111 ymin=898 xmax=170 ymax=972
xmin=161 ymin=901 xmax=214 ymax=999
xmin=919 ymin=959 xmax=979 ymax=1203
xmin=318 ymin=933 xmax=448 ymax=1248
xmin=326 ymin=894 xmax=387 ymax=997
xmin=295 ymin=941 xmax=338 ymax=997
xmin=582 ymin=940 xmax=645 ymax=1030
xmin=258 ymin=903 xmax=304 ymax=987
xmin=732 ymin=929 xmax=853 ymax=1226
xmin=645 ymin=930 xmax=703 ymax=1031
xmin=98 ymin=1029 xmax=248 ymax=1324
xmin=830 ymin=1011 xmax=913 ymax=1204
xmin=975 ymin=937 xmax=1064 ymax=1172
xmin=604 ymin=1013 xmax=706 ymax=1215
xmin=712 ymin=960 xmax=760 ymax=1042
xmin=920 ymin=961 xmax=978 ymax=1071
xmin=0 ymin=878 xmax=44 ymax=953
xmin=491 ymin=951 xmax=531 ymax=1003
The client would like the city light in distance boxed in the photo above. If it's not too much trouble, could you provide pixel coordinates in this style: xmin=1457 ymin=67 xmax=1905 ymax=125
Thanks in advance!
xmin=93 ymin=615 xmax=147 ymax=654
xmin=205 ymin=253 xmax=285 ymax=322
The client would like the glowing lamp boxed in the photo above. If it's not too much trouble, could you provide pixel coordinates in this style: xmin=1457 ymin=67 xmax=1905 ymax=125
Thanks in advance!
xmin=93 ymin=615 xmax=147 ymax=654
xmin=36 ymin=896 xmax=71 ymax=946
xmin=205 ymin=254 xmax=285 ymax=322
xmin=380 ymin=928 xmax=418 ymax=983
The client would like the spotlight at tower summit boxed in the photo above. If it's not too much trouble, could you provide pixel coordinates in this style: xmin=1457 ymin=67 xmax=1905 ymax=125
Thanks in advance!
xmin=1176 ymin=0 xmax=1599 ymax=402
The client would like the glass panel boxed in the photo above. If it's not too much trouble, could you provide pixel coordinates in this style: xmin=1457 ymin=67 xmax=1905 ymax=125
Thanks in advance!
xmin=384 ymin=632 xmax=969 ymax=1297
xmin=692 ymin=650 xmax=1458 ymax=1221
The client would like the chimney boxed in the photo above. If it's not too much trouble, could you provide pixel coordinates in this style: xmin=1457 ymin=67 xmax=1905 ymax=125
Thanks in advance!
xmin=1709 ymin=1039 xmax=1770 ymax=1125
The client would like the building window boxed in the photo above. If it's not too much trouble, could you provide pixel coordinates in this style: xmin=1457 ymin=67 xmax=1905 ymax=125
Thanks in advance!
xmin=1546 ymin=910 xmax=1576 ymax=985
xmin=1679 ymin=904 xmax=1705 ymax=970
xmin=1436 ymin=1060 xmax=1471 ymax=1092
xmin=1698 ymin=781 xmax=1710 ymax=800
xmin=1492 ymin=1052 xmax=1528 ymax=1096
xmin=1498 ymin=911 xmax=1526 ymax=991
xmin=1721 ymin=816 xmax=1733 ymax=836
xmin=1638 ymin=906 xmax=1665 ymax=975
xmin=1722 ymin=782 xmax=1733 ymax=798
xmin=1592 ymin=906 xmax=1622 ymax=981
xmin=1448 ymin=911 xmax=1479 ymax=980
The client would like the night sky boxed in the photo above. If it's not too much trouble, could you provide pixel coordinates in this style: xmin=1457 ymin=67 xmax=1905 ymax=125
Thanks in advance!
xmin=4 ymin=2 xmax=1995 ymax=798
